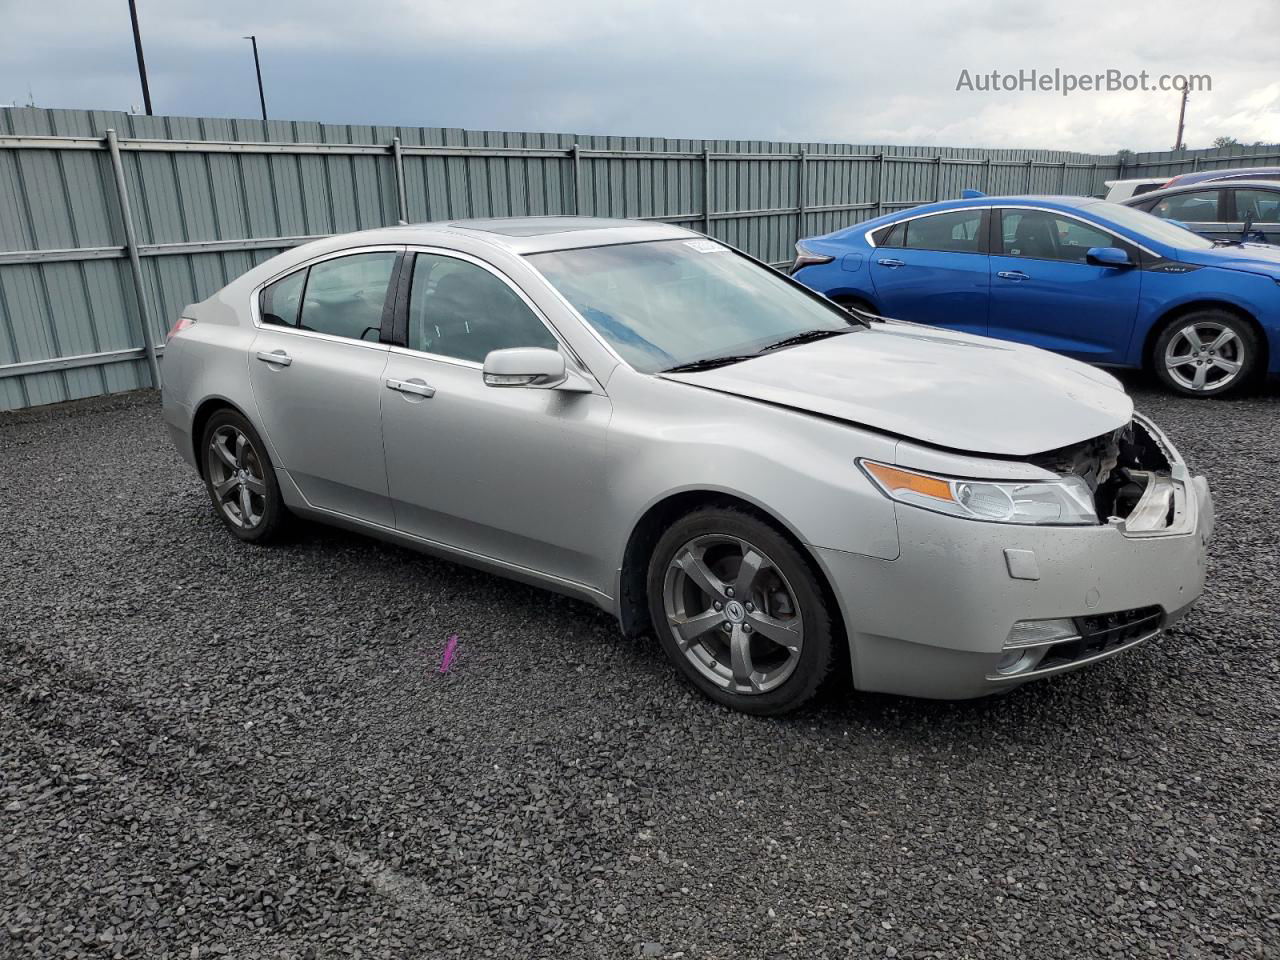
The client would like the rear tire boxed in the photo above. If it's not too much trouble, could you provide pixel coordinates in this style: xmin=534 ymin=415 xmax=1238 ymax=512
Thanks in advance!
xmin=646 ymin=507 xmax=838 ymax=716
xmin=200 ymin=409 xmax=290 ymax=543
xmin=1152 ymin=309 xmax=1258 ymax=397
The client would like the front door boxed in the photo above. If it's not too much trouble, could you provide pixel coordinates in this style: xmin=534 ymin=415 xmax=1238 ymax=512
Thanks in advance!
xmin=246 ymin=249 xmax=400 ymax=526
xmin=379 ymin=251 xmax=612 ymax=590
xmin=869 ymin=208 xmax=990 ymax=335
xmin=987 ymin=208 xmax=1141 ymax=364
xmin=1143 ymin=187 xmax=1232 ymax=242
xmin=1227 ymin=187 xmax=1280 ymax=245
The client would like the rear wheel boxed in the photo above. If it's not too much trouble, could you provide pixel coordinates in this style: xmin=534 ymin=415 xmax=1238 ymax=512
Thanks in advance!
xmin=1153 ymin=310 xmax=1258 ymax=397
xmin=200 ymin=409 xmax=289 ymax=543
xmin=646 ymin=507 xmax=837 ymax=715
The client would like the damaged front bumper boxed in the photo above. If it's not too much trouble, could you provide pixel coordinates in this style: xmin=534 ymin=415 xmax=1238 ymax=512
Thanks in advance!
xmin=814 ymin=415 xmax=1213 ymax=700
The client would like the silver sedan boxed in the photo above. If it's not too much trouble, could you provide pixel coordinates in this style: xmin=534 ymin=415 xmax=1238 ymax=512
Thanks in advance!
xmin=161 ymin=217 xmax=1213 ymax=714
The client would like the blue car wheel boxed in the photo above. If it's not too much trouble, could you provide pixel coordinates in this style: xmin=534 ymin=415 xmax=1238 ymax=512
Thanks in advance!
xmin=1152 ymin=309 xmax=1259 ymax=397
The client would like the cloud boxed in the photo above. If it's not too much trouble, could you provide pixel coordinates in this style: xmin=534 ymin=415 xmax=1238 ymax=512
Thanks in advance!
xmin=0 ymin=0 xmax=1275 ymax=153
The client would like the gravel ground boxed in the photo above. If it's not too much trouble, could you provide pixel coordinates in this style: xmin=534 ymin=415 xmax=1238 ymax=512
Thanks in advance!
xmin=1 ymin=381 xmax=1277 ymax=959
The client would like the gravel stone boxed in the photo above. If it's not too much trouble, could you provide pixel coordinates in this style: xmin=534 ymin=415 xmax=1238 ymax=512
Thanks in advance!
xmin=0 ymin=382 xmax=1277 ymax=958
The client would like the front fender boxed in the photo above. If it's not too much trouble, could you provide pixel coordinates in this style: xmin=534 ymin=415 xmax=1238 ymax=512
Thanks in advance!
xmin=600 ymin=373 xmax=903 ymax=594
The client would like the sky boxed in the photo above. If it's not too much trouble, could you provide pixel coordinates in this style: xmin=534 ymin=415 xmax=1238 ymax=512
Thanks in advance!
xmin=1 ymin=0 xmax=1276 ymax=154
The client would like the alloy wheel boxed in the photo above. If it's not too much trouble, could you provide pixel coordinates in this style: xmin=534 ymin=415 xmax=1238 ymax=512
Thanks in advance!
xmin=1163 ymin=321 xmax=1245 ymax=393
xmin=662 ymin=534 xmax=804 ymax=695
xmin=207 ymin=425 xmax=267 ymax=529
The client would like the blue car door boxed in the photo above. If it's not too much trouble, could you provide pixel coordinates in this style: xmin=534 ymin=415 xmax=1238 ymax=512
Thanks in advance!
xmin=869 ymin=208 xmax=989 ymax=335
xmin=987 ymin=208 xmax=1141 ymax=363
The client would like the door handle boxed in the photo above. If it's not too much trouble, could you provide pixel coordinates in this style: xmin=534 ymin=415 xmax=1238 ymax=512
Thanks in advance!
xmin=877 ymin=258 xmax=906 ymax=268
xmin=997 ymin=270 xmax=1029 ymax=281
xmin=386 ymin=377 xmax=435 ymax=398
xmin=255 ymin=350 xmax=292 ymax=366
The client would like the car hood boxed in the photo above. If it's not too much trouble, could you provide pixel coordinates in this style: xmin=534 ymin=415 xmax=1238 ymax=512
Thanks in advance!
xmin=660 ymin=323 xmax=1133 ymax=457
xmin=1177 ymin=241 xmax=1280 ymax=278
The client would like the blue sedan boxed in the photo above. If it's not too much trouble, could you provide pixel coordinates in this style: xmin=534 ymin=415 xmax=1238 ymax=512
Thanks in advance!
xmin=791 ymin=195 xmax=1280 ymax=396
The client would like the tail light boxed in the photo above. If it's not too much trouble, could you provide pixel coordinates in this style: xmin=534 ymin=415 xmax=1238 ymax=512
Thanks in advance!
xmin=166 ymin=317 xmax=196 ymax=343
xmin=790 ymin=242 xmax=835 ymax=274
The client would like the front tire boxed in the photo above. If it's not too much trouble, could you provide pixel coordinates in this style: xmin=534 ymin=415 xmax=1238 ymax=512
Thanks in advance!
xmin=200 ymin=409 xmax=289 ymax=543
xmin=1152 ymin=310 xmax=1258 ymax=397
xmin=646 ymin=507 xmax=838 ymax=716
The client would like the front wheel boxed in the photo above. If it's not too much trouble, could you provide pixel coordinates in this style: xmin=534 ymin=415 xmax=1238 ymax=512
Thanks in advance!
xmin=646 ymin=507 xmax=838 ymax=716
xmin=1153 ymin=310 xmax=1258 ymax=397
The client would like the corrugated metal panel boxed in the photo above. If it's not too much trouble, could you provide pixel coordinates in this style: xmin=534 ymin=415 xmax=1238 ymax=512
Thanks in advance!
xmin=0 ymin=104 xmax=1163 ymax=411
xmin=1122 ymin=143 xmax=1280 ymax=180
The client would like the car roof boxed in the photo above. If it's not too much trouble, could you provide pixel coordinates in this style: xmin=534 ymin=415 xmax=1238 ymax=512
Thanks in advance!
xmin=269 ymin=217 xmax=700 ymax=262
xmin=1120 ymin=180 xmax=1280 ymax=204
xmin=1170 ymin=166 xmax=1280 ymax=186
xmin=838 ymin=194 xmax=1102 ymax=231
xmin=406 ymin=216 xmax=696 ymax=254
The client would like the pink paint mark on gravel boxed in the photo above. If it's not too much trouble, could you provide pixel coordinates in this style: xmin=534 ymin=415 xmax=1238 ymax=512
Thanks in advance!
xmin=438 ymin=634 xmax=460 ymax=674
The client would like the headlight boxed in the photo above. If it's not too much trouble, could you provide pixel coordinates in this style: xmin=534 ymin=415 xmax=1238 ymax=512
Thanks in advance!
xmin=860 ymin=460 xmax=1099 ymax=526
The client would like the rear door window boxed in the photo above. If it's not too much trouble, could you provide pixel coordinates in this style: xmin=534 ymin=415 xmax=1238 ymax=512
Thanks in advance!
xmin=260 ymin=270 xmax=305 ymax=328
xmin=300 ymin=252 xmax=398 ymax=341
xmin=876 ymin=222 xmax=906 ymax=247
xmin=901 ymin=210 xmax=983 ymax=253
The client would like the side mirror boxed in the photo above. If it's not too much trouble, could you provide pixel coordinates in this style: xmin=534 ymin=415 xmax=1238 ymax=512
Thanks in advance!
xmin=482 ymin=347 xmax=591 ymax=392
xmin=1085 ymin=246 xmax=1133 ymax=268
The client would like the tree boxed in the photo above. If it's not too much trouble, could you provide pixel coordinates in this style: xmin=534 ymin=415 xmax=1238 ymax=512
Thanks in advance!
xmin=1212 ymin=136 xmax=1241 ymax=149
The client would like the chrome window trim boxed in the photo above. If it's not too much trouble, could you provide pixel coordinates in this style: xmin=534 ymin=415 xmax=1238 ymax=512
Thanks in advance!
xmin=863 ymin=204 xmax=1160 ymax=259
xmin=250 ymin=244 xmax=405 ymax=350
xmin=387 ymin=345 xmax=482 ymax=370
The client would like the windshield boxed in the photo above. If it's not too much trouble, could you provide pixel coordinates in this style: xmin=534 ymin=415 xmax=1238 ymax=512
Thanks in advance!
xmin=1089 ymin=201 xmax=1217 ymax=250
xmin=527 ymin=239 xmax=855 ymax=373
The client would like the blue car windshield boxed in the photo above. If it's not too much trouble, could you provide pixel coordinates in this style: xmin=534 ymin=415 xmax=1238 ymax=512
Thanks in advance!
xmin=527 ymin=239 xmax=854 ymax=373
xmin=1091 ymin=202 xmax=1217 ymax=250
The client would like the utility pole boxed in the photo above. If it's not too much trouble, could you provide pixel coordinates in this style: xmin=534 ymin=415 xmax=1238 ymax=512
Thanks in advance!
xmin=244 ymin=36 xmax=267 ymax=124
xmin=127 ymin=0 xmax=153 ymax=115
xmin=1173 ymin=85 xmax=1189 ymax=150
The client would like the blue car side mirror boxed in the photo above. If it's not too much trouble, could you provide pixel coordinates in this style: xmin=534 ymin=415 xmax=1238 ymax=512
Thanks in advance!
xmin=1086 ymin=246 xmax=1133 ymax=268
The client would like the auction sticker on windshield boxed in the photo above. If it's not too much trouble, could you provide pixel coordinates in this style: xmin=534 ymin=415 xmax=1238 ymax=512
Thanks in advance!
xmin=684 ymin=239 xmax=728 ymax=253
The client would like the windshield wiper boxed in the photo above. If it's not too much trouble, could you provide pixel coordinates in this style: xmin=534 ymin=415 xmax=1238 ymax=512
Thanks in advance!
xmin=757 ymin=327 xmax=854 ymax=353
xmin=1212 ymin=238 xmax=1245 ymax=247
xmin=661 ymin=354 xmax=759 ymax=373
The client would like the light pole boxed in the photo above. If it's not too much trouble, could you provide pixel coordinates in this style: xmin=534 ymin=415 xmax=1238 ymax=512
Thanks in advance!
xmin=244 ymin=35 xmax=267 ymax=125
xmin=1174 ymin=85 xmax=1189 ymax=150
xmin=128 ymin=0 xmax=153 ymax=115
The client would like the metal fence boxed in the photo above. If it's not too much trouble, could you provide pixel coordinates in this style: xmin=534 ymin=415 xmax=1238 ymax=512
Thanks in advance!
xmin=1120 ymin=143 xmax=1280 ymax=180
xmin=0 ymin=105 xmax=1236 ymax=411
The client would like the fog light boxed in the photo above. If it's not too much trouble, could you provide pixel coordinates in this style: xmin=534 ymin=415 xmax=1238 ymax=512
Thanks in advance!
xmin=1005 ymin=618 xmax=1080 ymax=649
xmin=993 ymin=648 xmax=1046 ymax=677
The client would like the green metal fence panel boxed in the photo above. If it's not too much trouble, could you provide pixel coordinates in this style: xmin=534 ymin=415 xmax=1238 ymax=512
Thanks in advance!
xmin=5 ymin=104 xmax=1206 ymax=411
xmin=1121 ymin=144 xmax=1280 ymax=180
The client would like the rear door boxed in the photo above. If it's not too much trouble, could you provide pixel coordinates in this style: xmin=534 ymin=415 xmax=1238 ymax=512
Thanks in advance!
xmin=987 ymin=208 xmax=1141 ymax=363
xmin=1227 ymin=187 xmax=1280 ymax=245
xmin=868 ymin=208 xmax=990 ymax=335
xmin=247 ymin=248 xmax=401 ymax=526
